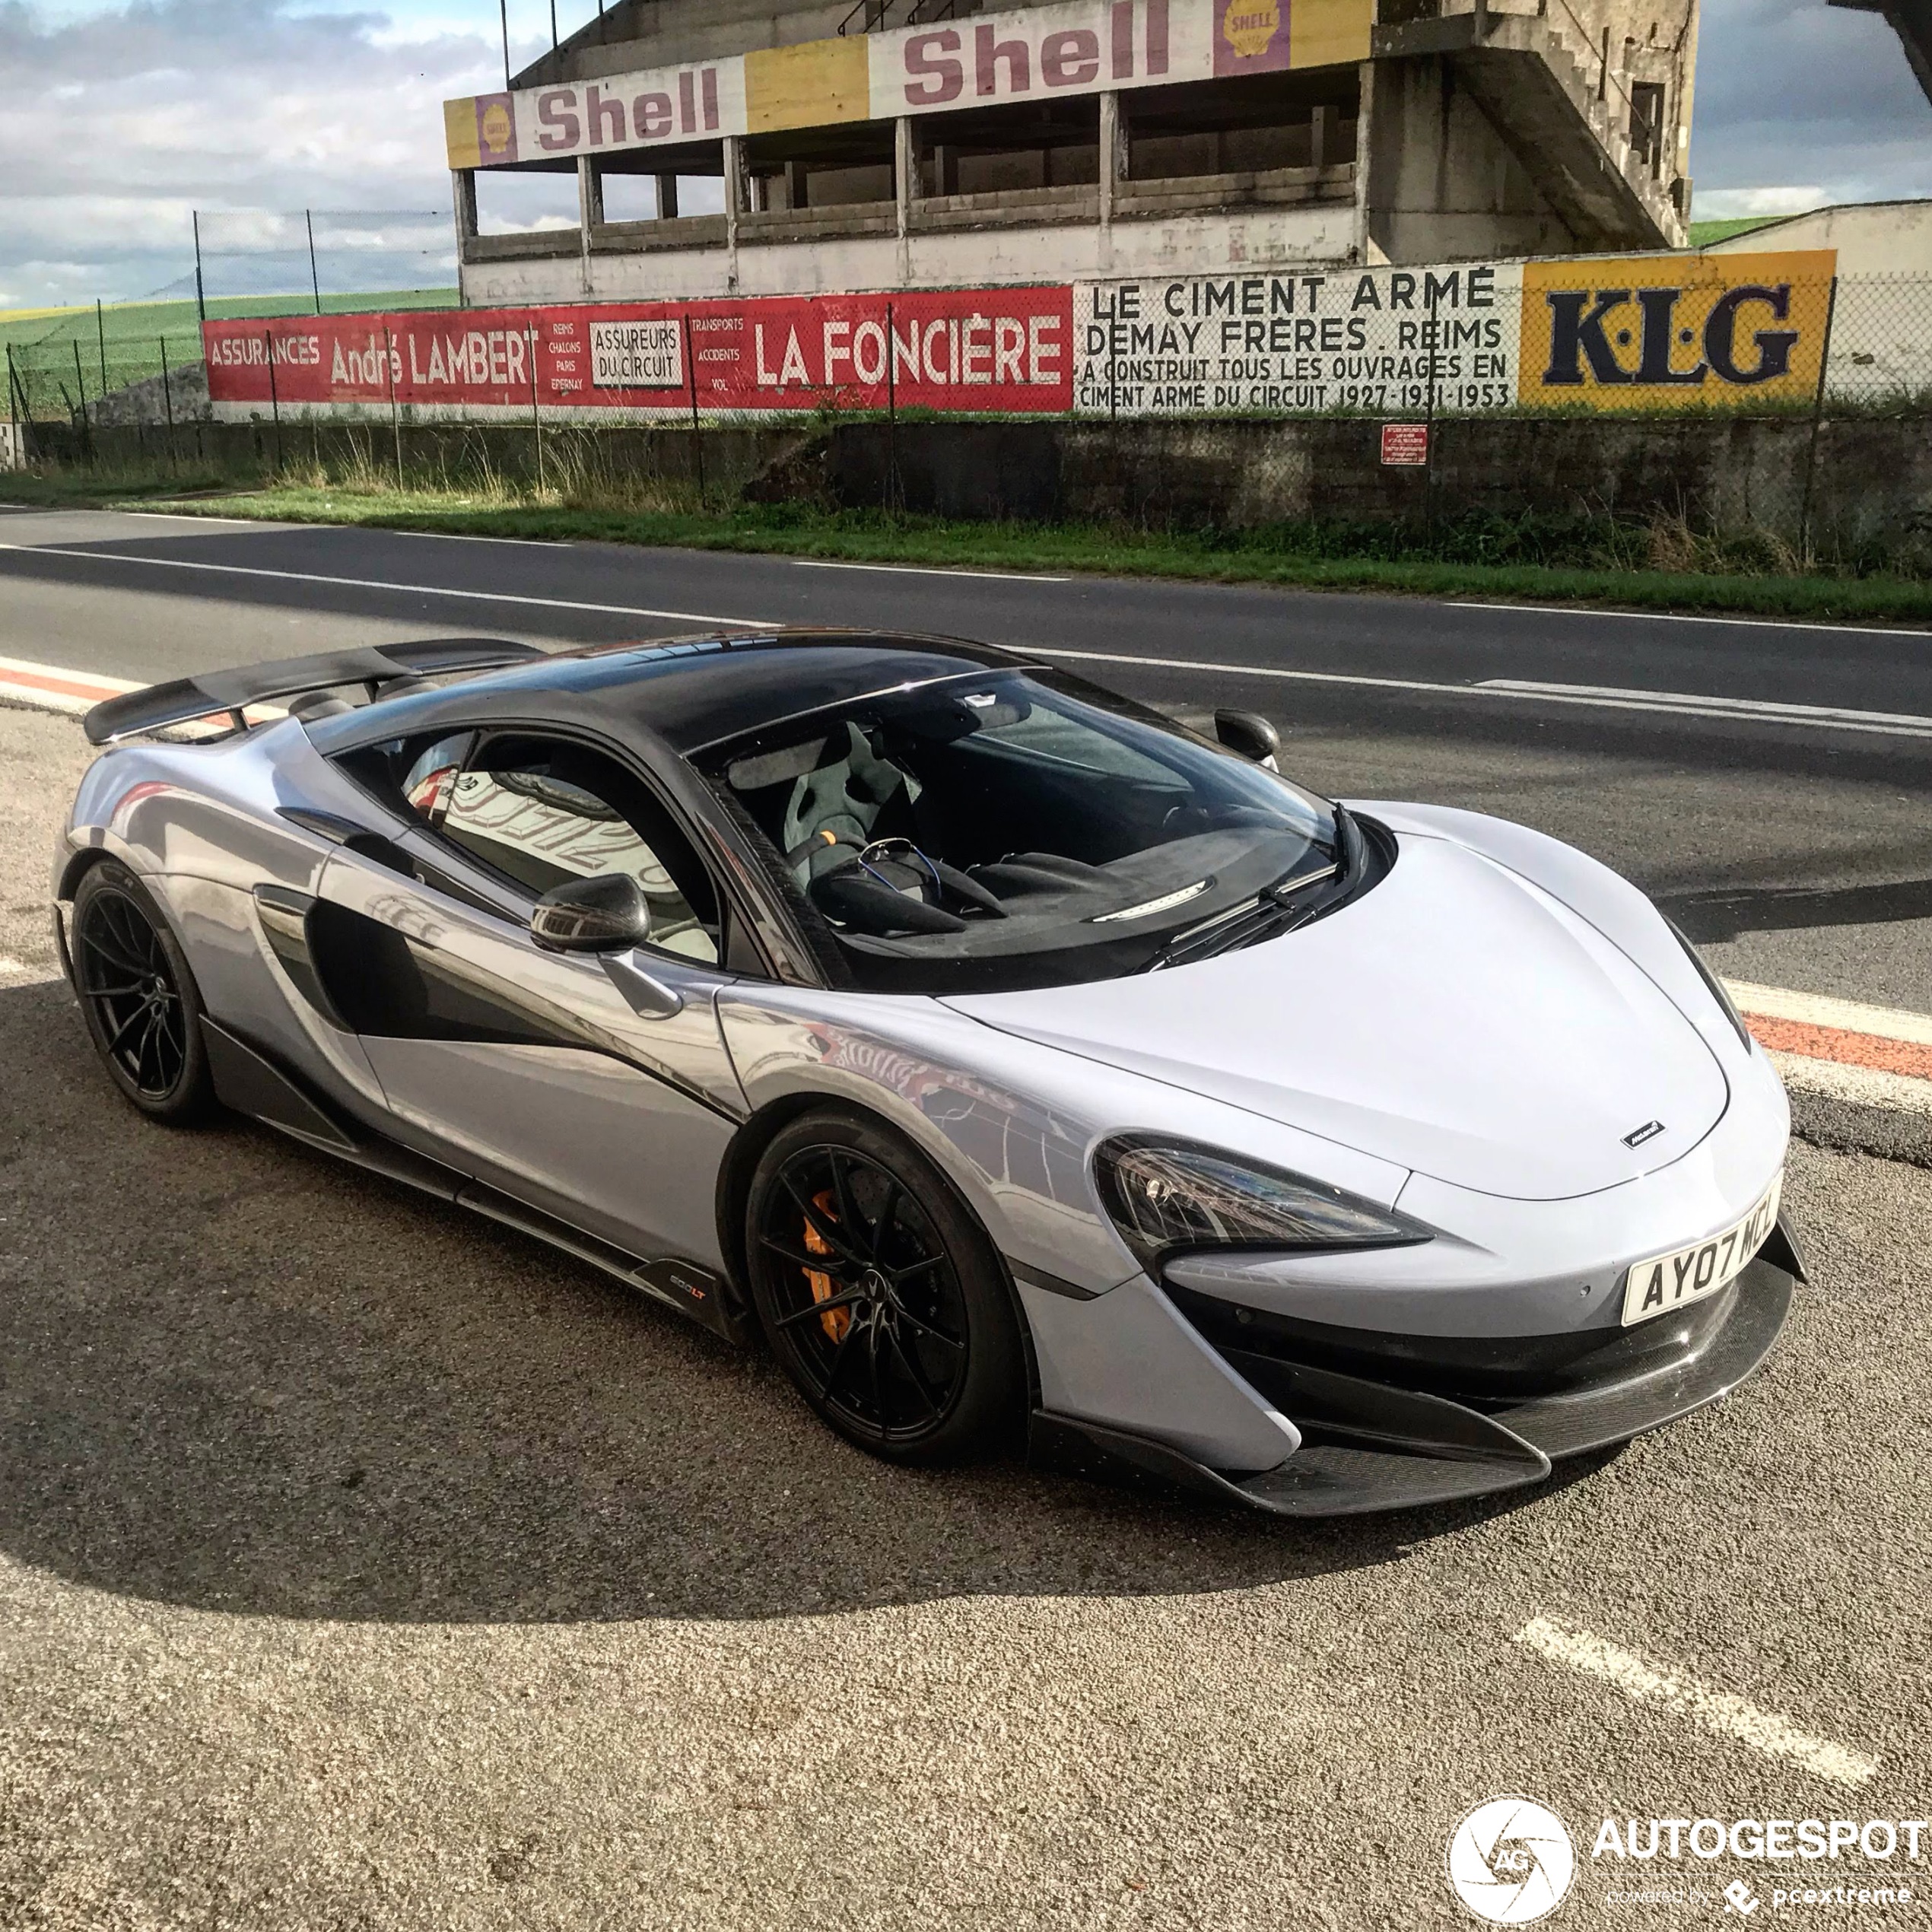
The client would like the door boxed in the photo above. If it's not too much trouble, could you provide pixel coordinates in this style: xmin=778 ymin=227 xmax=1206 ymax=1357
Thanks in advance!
xmin=311 ymin=726 xmax=748 ymax=1269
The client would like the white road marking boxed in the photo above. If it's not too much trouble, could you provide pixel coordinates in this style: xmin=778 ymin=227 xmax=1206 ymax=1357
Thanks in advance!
xmin=1479 ymin=678 xmax=1932 ymax=739
xmin=1727 ymin=978 xmax=1932 ymax=1047
xmin=106 ymin=510 xmax=297 ymax=528
xmin=1024 ymin=645 xmax=1932 ymax=740
xmin=0 ymin=542 xmax=774 ymax=629
xmin=1514 ymin=1616 xmax=1880 ymax=1789
xmin=386 ymin=529 xmax=575 ymax=548
xmin=792 ymin=558 xmax=1072 ymax=583
xmin=1767 ymin=1049 xmax=1932 ymax=1119
xmin=1456 ymin=600 xmax=1932 ymax=641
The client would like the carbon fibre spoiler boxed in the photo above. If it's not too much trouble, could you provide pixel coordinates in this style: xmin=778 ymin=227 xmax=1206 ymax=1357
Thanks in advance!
xmin=81 ymin=637 xmax=547 ymax=745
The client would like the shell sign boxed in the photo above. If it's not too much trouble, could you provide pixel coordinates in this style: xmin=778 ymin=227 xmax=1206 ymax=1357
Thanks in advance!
xmin=446 ymin=0 xmax=1373 ymax=167
xmin=1217 ymin=0 xmax=1292 ymax=75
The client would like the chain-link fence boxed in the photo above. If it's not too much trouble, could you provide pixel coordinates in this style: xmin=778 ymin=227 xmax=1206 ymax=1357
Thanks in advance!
xmin=8 ymin=268 xmax=1927 ymax=570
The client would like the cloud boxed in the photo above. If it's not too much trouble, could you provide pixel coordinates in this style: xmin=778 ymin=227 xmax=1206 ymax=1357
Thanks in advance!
xmin=2 ymin=0 xmax=1930 ymax=311
xmin=0 ymin=0 xmax=534 ymax=308
xmin=1689 ymin=0 xmax=1932 ymax=215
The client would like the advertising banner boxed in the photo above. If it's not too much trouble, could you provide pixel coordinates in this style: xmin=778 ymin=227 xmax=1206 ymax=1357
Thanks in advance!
xmin=203 ymin=285 xmax=1074 ymax=421
xmin=1517 ymin=251 xmax=1838 ymax=411
xmin=205 ymin=253 xmax=1854 ymax=424
xmin=1073 ymin=262 xmax=1526 ymax=416
xmin=444 ymin=0 xmax=1374 ymax=169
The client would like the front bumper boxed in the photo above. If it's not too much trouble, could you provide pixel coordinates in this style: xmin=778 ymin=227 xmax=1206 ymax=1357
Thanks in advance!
xmin=1036 ymin=1219 xmax=1800 ymax=1517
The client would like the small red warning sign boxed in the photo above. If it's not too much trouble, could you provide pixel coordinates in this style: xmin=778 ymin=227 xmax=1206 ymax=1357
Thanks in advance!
xmin=1381 ymin=422 xmax=1431 ymax=466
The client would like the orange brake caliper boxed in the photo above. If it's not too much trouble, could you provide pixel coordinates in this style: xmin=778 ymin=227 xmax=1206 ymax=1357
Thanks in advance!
xmin=804 ymin=1189 xmax=852 ymax=1343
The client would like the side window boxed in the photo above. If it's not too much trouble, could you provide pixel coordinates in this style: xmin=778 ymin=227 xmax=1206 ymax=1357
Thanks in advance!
xmin=437 ymin=734 xmax=721 ymax=966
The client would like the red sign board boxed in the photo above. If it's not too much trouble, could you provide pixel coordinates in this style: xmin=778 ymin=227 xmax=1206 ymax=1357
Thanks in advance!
xmin=204 ymin=286 xmax=1074 ymax=420
xmin=1380 ymin=421 xmax=1430 ymax=466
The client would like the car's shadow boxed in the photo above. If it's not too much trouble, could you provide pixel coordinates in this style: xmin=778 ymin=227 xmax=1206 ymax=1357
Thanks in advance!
xmin=0 ymin=978 xmax=1616 ymax=1625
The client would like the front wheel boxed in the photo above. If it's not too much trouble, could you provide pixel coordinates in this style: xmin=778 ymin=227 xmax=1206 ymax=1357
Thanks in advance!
xmin=71 ymin=860 xmax=214 ymax=1124
xmin=745 ymin=1110 xmax=1025 ymax=1463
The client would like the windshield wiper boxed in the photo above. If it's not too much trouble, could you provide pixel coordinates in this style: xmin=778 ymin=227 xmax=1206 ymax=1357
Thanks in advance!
xmin=1145 ymin=806 xmax=1359 ymax=972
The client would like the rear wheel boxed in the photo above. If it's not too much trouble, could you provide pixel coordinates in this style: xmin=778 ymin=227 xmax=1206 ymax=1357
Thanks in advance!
xmin=745 ymin=1110 xmax=1025 ymax=1463
xmin=71 ymin=860 xmax=214 ymax=1123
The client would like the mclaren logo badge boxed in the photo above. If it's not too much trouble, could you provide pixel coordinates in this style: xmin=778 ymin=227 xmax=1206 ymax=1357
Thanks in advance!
xmin=1622 ymin=1120 xmax=1667 ymax=1149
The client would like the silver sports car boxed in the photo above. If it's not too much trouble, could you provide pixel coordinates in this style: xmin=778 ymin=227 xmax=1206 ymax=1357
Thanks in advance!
xmin=56 ymin=630 xmax=1802 ymax=1516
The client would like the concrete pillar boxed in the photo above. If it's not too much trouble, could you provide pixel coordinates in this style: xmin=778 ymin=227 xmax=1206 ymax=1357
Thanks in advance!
xmin=783 ymin=160 xmax=808 ymax=211
xmin=895 ymin=116 xmax=915 ymax=281
xmin=723 ymin=135 xmax=745 ymax=291
xmin=930 ymin=143 xmax=958 ymax=197
xmin=654 ymin=173 xmax=679 ymax=220
xmin=1098 ymin=90 xmax=1124 ymax=272
xmin=1311 ymin=104 xmax=1333 ymax=171
xmin=577 ymin=157 xmax=602 ymax=296
xmin=450 ymin=169 xmax=478 ymax=303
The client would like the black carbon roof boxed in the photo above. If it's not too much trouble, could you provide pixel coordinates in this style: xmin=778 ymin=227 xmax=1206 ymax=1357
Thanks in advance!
xmin=307 ymin=629 xmax=1038 ymax=758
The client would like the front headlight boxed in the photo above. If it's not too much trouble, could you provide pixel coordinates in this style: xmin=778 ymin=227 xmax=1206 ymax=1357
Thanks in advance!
xmin=1094 ymin=1137 xmax=1433 ymax=1271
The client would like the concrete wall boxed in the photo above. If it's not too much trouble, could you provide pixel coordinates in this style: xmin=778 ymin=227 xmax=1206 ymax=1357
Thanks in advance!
xmin=1358 ymin=52 xmax=1576 ymax=264
xmin=1702 ymin=199 xmax=1932 ymax=278
xmin=770 ymin=412 xmax=1932 ymax=550
xmin=463 ymin=190 xmax=1362 ymax=305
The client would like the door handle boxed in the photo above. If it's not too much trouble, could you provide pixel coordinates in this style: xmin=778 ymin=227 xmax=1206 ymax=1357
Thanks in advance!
xmin=602 ymin=953 xmax=685 ymax=1021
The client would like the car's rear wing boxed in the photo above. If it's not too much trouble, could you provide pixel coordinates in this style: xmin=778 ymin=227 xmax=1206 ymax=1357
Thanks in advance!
xmin=81 ymin=637 xmax=547 ymax=745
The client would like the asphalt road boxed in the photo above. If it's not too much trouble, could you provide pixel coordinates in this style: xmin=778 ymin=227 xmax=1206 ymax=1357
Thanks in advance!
xmin=1 ymin=701 xmax=1929 ymax=1927
xmin=5 ymin=503 xmax=1931 ymax=1009
xmin=2 ymin=513 xmax=1931 ymax=1927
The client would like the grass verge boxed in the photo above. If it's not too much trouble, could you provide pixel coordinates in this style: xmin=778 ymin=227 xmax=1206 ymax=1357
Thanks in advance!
xmin=6 ymin=464 xmax=1931 ymax=624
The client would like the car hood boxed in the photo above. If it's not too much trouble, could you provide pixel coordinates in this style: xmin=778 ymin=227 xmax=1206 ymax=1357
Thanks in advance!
xmin=942 ymin=832 xmax=1730 ymax=1202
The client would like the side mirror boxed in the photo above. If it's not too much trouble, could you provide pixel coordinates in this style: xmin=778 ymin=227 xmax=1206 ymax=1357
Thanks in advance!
xmin=1215 ymin=709 xmax=1282 ymax=770
xmin=530 ymin=872 xmax=650 ymax=955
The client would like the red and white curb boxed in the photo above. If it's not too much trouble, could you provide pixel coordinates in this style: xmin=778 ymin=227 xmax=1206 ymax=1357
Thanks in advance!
xmin=1727 ymin=980 xmax=1932 ymax=1120
xmin=0 ymin=655 xmax=275 ymax=734
xmin=0 ymin=653 xmax=140 ymax=717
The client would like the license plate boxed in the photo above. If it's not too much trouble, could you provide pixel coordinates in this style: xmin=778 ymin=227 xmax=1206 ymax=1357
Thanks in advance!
xmin=1621 ymin=1174 xmax=1784 ymax=1327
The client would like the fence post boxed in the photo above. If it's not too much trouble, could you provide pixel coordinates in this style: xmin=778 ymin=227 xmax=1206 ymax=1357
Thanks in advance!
xmin=192 ymin=210 xmax=206 ymax=326
xmin=264 ymin=328 xmax=284 ymax=475
xmin=71 ymin=338 xmax=91 ymax=465
xmin=1423 ymin=278 xmax=1439 ymax=546
xmin=96 ymin=299 xmax=109 ymax=398
xmin=159 ymin=337 xmax=177 ymax=474
xmin=383 ymin=324 xmax=403 ymax=489
xmin=527 ymin=314 xmax=545 ymax=495
xmin=885 ymin=298 xmax=898 ymax=516
xmin=684 ymin=310 xmax=706 ymax=507
xmin=1798 ymin=275 xmax=1840 ymax=565
xmin=5 ymin=343 xmax=21 ymax=473
xmin=306 ymin=210 xmax=323 ymax=316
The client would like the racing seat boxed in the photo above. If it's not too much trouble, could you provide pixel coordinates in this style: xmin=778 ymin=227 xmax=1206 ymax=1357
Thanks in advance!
xmin=782 ymin=723 xmax=917 ymax=883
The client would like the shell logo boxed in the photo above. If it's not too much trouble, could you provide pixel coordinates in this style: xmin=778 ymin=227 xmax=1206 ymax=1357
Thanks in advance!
xmin=1222 ymin=0 xmax=1282 ymax=59
xmin=480 ymin=100 xmax=513 ymax=155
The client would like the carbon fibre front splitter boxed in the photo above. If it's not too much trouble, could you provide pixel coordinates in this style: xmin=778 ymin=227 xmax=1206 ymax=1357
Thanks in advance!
xmin=1032 ymin=1255 xmax=1798 ymax=1519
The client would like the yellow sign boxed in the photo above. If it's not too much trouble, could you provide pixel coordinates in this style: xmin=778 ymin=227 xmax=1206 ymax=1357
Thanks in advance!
xmin=1223 ymin=2 xmax=1282 ymax=60
xmin=1518 ymin=252 xmax=1838 ymax=409
xmin=745 ymin=37 xmax=871 ymax=135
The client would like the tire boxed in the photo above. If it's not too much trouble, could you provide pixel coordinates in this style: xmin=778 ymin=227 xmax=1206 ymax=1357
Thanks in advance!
xmin=745 ymin=1108 xmax=1025 ymax=1463
xmin=71 ymin=860 xmax=215 ymax=1124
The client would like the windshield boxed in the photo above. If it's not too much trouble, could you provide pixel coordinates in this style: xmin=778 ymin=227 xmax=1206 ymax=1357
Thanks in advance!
xmin=697 ymin=667 xmax=1340 ymax=993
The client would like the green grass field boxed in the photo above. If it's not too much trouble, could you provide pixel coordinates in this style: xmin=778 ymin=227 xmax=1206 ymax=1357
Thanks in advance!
xmin=5 ymin=465 xmax=1927 ymax=624
xmin=1686 ymin=217 xmax=1785 ymax=247
xmin=0 ymin=289 xmax=459 ymax=359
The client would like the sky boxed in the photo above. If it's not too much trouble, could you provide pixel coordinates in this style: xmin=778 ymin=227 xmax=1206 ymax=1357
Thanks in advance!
xmin=1 ymin=0 xmax=1928 ymax=313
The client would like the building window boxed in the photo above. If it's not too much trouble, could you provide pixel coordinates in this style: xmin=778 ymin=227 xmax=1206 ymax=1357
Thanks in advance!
xmin=1629 ymin=81 xmax=1667 ymax=174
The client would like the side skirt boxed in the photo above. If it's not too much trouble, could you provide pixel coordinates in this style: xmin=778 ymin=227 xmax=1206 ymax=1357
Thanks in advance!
xmin=202 ymin=1017 xmax=745 ymax=1346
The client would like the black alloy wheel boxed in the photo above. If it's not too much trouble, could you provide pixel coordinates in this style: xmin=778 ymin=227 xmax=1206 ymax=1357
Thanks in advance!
xmin=745 ymin=1111 xmax=1025 ymax=1463
xmin=71 ymin=860 xmax=214 ymax=1123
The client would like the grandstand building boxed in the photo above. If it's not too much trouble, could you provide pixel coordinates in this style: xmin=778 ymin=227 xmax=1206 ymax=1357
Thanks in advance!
xmin=446 ymin=0 xmax=1698 ymax=306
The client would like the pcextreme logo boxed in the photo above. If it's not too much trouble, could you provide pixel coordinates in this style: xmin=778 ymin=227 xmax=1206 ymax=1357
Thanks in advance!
xmin=1517 ymin=251 xmax=1835 ymax=409
xmin=1447 ymin=1798 xmax=1578 ymax=1924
